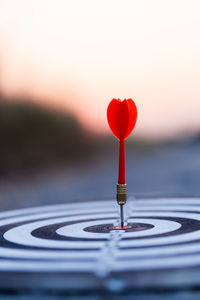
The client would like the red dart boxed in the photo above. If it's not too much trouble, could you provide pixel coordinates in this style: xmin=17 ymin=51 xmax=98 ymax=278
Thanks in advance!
xmin=107 ymin=98 xmax=137 ymax=184
xmin=107 ymin=98 xmax=137 ymax=226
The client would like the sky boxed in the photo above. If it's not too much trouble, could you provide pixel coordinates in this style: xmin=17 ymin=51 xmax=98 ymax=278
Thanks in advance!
xmin=0 ymin=0 xmax=200 ymax=139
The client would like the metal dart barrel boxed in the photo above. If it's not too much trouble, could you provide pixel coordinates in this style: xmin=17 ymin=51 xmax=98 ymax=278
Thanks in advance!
xmin=117 ymin=183 xmax=127 ymax=227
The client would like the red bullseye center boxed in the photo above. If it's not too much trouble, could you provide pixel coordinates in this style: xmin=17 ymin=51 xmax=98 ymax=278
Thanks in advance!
xmin=113 ymin=225 xmax=132 ymax=230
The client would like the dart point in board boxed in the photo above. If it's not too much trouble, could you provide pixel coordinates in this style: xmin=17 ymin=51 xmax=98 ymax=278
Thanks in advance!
xmin=107 ymin=98 xmax=137 ymax=227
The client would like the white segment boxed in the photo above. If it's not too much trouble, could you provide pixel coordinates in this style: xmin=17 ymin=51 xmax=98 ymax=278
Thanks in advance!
xmin=0 ymin=207 xmax=117 ymax=227
xmin=2 ymin=252 xmax=200 ymax=272
xmin=1 ymin=197 xmax=200 ymax=220
xmin=2 ymin=239 xmax=200 ymax=261
xmin=0 ymin=247 xmax=99 ymax=259
xmin=57 ymin=218 xmax=180 ymax=239
xmin=0 ymin=200 xmax=115 ymax=219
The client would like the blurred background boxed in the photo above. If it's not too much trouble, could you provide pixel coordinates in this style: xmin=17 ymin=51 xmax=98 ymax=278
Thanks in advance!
xmin=0 ymin=0 xmax=200 ymax=211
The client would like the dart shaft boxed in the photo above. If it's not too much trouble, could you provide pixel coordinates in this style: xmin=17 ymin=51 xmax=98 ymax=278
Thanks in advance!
xmin=118 ymin=140 xmax=125 ymax=184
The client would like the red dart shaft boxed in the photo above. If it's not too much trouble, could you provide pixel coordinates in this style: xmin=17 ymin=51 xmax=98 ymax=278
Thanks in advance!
xmin=118 ymin=139 xmax=125 ymax=184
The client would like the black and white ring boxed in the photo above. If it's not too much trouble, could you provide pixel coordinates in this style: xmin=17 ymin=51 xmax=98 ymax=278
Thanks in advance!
xmin=1 ymin=197 xmax=200 ymax=289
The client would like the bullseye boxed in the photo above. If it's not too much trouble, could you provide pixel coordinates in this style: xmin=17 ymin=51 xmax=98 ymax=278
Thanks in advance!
xmin=84 ymin=223 xmax=154 ymax=233
xmin=114 ymin=225 xmax=132 ymax=229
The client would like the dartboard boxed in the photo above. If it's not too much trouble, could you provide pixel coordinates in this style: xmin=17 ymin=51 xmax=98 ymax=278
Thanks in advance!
xmin=1 ymin=196 xmax=200 ymax=291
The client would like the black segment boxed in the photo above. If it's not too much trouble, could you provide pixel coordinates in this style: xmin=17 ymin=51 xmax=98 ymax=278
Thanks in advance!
xmin=84 ymin=223 xmax=153 ymax=233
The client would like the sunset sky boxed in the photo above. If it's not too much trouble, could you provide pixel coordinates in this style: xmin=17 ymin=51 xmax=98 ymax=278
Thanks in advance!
xmin=0 ymin=0 xmax=200 ymax=139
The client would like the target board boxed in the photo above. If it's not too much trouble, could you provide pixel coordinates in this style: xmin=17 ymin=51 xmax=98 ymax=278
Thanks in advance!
xmin=1 ymin=196 xmax=200 ymax=291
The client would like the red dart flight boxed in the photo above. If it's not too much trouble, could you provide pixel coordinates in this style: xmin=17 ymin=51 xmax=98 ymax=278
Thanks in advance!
xmin=107 ymin=98 xmax=137 ymax=226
